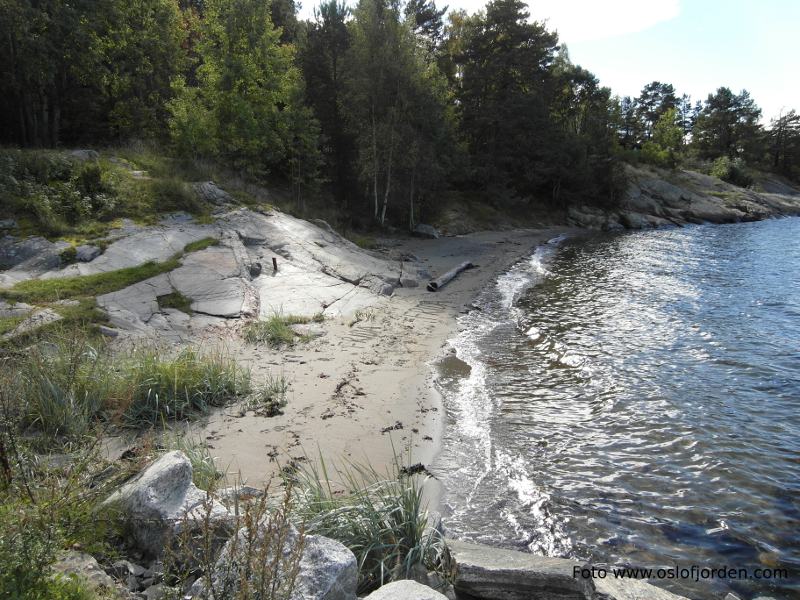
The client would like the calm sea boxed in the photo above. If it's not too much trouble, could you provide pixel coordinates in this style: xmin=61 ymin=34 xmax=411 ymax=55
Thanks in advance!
xmin=433 ymin=217 xmax=800 ymax=599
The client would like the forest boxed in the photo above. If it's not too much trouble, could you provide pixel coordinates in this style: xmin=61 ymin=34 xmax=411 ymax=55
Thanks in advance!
xmin=2 ymin=0 xmax=799 ymax=229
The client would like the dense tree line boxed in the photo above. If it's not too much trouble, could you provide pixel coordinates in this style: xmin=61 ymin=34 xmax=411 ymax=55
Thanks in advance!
xmin=2 ymin=0 xmax=799 ymax=228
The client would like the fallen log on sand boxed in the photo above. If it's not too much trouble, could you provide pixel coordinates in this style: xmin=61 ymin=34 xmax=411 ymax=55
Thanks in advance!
xmin=427 ymin=261 xmax=474 ymax=291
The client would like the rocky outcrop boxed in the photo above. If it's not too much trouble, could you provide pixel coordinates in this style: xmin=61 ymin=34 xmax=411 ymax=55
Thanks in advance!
xmin=100 ymin=451 xmax=233 ymax=559
xmin=193 ymin=181 xmax=233 ymax=205
xmin=567 ymin=165 xmax=800 ymax=231
xmin=364 ymin=580 xmax=448 ymax=599
xmin=448 ymin=540 xmax=594 ymax=600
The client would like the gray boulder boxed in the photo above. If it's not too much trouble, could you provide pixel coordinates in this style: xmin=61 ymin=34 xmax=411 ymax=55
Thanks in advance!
xmin=192 ymin=522 xmax=357 ymax=600
xmin=100 ymin=451 xmax=232 ymax=558
xmin=69 ymin=149 xmax=99 ymax=161
xmin=447 ymin=539 xmax=594 ymax=600
xmin=76 ymin=244 xmax=102 ymax=262
xmin=412 ymin=224 xmax=440 ymax=239
xmin=52 ymin=551 xmax=124 ymax=598
xmin=363 ymin=580 xmax=448 ymax=600
xmin=0 ymin=219 xmax=17 ymax=230
xmin=193 ymin=181 xmax=232 ymax=205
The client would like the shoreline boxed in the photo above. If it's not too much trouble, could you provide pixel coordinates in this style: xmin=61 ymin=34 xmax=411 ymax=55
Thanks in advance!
xmin=172 ymin=226 xmax=574 ymax=490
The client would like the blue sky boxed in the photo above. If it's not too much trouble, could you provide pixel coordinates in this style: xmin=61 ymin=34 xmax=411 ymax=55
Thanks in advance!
xmin=298 ymin=0 xmax=799 ymax=122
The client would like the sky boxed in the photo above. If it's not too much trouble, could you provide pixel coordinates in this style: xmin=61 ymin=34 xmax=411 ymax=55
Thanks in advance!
xmin=298 ymin=0 xmax=799 ymax=123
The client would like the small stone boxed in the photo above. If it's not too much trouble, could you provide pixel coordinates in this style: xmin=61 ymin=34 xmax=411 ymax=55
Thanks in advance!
xmin=99 ymin=325 xmax=120 ymax=337
xmin=143 ymin=584 xmax=167 ymax=600
xmin=0 ymin=219 xmax=17 ymax=229
xmin=76 ymin=244 xmax=102 ymax=262
xmin=249 ymin=262 xmax=262 ymax=277
xmin=412 ymin=224 xmax=440 ymax=239
xmin=724 ymin=593 xmax=743 ymax=600
xmin=399 ymin=277 xmax=418 ymax=288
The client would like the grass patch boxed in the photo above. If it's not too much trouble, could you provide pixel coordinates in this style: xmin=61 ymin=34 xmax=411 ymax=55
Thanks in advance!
xmin=157 ymin=291 xmax=193 ymax=314
xmin=183 ymin=236 xmax=220 ymax=253
xmin=120 ymin=347 xmax=251 ymax=427
xmin=292 ymin=455 xmax=449 ymax=594
xmin=0 ymin=257 xmax=180 ymax=304
xmin=2 ymin=329 xmax=251 ymax=436
xmin=0 ymin=315 xmax=25 ymax=336
xmin=162 ymin=433 xmax=221 ymax=491
xmin=348 ymin=234 xmax=379 ymax=250
xmin=243 ymin=313 xmax=319 ymax=347
xmin=247 ymin=374 xmax=289 ymax=416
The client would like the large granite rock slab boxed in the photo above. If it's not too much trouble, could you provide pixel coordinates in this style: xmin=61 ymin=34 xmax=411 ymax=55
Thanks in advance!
xmin=100 ymin=451 xmax=232 ymax=558
xmin=169 ymin=244 xmax=257 ymax=318
xmin=364 ymin=580 xmax=448 ymax=599
xmin=448 ymin=540 xmax=594 ymax=600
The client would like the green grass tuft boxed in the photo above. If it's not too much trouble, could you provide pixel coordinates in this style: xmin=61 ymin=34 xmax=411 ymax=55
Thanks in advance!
xmin=183 ymin=237 xmax=220 ymax=253
xmin=162 ymin=433 xmax=221 ymax=491
xmin=292 ymin=455 xmax=450 ymax=594
xmin=243 ymin=313 xmax=316 ymax=347
xmin=157 ymin=291 xmax=193 ymax=314
xmin=0 ymin=258 xmax=181 ymax=304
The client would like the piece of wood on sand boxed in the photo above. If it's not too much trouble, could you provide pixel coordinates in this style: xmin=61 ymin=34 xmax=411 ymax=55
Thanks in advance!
xmin=427 ymin=261 xmax=474 ymax=292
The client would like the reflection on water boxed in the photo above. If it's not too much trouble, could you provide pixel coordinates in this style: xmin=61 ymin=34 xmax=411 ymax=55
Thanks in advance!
xmin=433 ymin=218 xmax=800 ymax=599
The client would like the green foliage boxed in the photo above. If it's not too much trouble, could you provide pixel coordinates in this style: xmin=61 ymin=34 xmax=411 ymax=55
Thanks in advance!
xmin=145 ymin=178 xmax=204 ymax=214
xmin=120 ymin=347 xmax=251 ymax=426
xmin=0 ymin=258 xmax=181 ymax=304
xmin=292 ymin=455 xmax=449 ymax=594
xmin=183 ymin=237 xmax=220 ymax=253
xmin=710 ymin=156 xmax=754 ymax=188
xmin=692 ymin=87 xmax=763 ymax=161
xmin=2 ymin=328 xmax=250 ymax=435
xmin=168 ymin=0 xmax=320 ymax=183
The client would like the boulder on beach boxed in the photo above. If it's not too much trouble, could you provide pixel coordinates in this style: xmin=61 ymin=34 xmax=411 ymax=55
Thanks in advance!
xmin=99 ymin=451 xmax=233 ymax=558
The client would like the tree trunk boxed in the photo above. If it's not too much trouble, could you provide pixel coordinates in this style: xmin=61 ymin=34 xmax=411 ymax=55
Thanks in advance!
xmin=408 ymin=171 xmax=415 ymax=231
xmin=371 ymin=105 xmax=379 ymax=220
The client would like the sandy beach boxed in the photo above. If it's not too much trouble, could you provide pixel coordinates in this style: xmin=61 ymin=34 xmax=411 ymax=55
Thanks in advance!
xmin=185 ymin=226 xmax=573 ymax=494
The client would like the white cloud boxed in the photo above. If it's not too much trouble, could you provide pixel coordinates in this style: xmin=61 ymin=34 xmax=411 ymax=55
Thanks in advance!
xmin=530 ymin=0 xmax=681 ymax=43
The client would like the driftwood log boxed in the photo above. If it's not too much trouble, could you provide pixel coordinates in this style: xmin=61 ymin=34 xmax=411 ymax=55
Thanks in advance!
xmin=427 ymin=261 xmax=474 ymax=291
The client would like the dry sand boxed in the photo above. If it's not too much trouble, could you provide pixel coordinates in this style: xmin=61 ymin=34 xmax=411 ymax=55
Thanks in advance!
xmin=182 ymin=226 xmax=572 ymax=496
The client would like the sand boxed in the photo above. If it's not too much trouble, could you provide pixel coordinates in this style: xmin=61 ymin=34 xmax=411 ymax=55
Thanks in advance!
xmin=182 ymin=226 xmax=572 ymax=495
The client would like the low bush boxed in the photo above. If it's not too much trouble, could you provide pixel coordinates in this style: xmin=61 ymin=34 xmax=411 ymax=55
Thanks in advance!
xmin=710 ymin=156 xmax=754 ymax=188
xmin=292 ymin=456 xmax=449 ymax=594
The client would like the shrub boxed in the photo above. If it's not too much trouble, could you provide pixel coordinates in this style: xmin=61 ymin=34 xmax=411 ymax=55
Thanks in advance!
xmin=292 ymin=456 xmax=449 ymax=594
xmin=167 ymin=483 xmax=304 ymax=600
xmin=147 ymin=177 xmax=204 ymax=214
xmin=710 ymin=156 xmax=753 ymax=188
